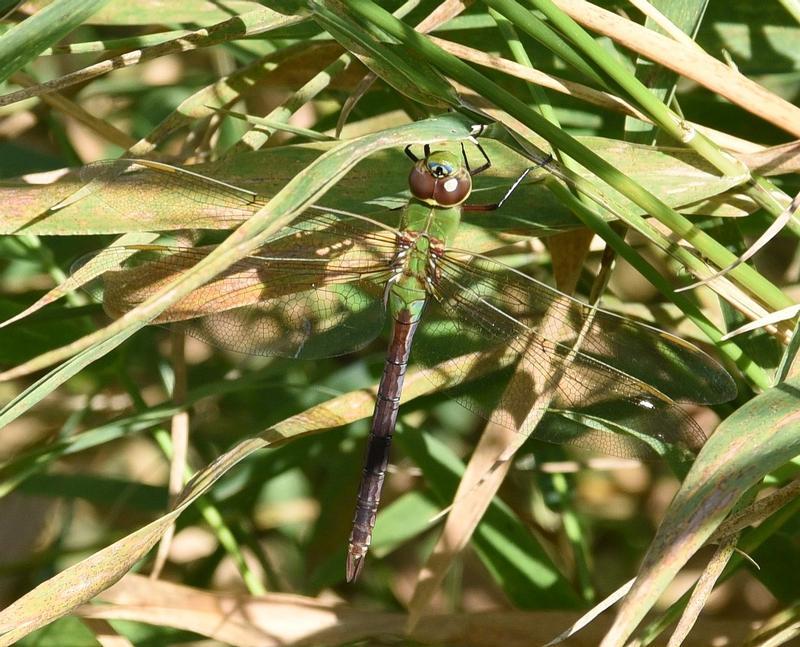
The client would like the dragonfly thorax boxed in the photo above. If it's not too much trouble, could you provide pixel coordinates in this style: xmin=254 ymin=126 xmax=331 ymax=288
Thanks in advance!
xmin=408 ymin=150 xmax=472 ymax=207
xmin=387 ymin=231 xmax=444 ymax=315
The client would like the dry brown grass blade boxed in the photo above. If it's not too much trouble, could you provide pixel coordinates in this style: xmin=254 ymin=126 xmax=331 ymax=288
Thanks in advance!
xmin=626 ymin=0 xmax=704 ymax=48
xmin=721 ymin=303 xmax=800 ymax=341
xmin=410 ymin=336 xmax=595 ymax=616
xmin=336 ymin=70 xmax=378 ymax=138
xmin=406 ymin=225 xmax=590 ymax=629
xmin=544 ymin=579 xmax=634 ymax=646
xmin=79 ymin=618 xmax=134 ymax=647
xmin=666 ymin=535 xmax=738 ymax=646
xmin=554 ymin=0 xmax=800 ymax=138
xmin=406 ymin=420 xmax=522 ymax=630
xmin=413 ymin=0 xmax=472 ymax=33
xmin=437 ymin=31 xmax=773 ymax=157
xmin=441 ymin=36 xmax=760 ymax=155
xmin=678 ymin=191 xmax=800 ymax=292
xmin=434 ymin=36 xmax=649 ymax=122
xmin=711 ymin=478 xmax=800 ymax=543
xmin=82 ymin=573 xmax=403 ymax=647
xmin=546 ymin=229 xmax=595 ymax=294
xmin=83 ymin=575 xmax=600 ymax=647
xmin=77 ymin=574 xmax=756 ymax=646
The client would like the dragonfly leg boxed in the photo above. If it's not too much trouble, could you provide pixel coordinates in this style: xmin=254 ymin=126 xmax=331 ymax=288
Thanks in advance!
xmin=463 ymin=154 xmax=553 ymax=212
xmin=404 ymin=144 xmax=420 ymax=162
xmin=465 ymin=140 xmax=492 ymax=176
xmin=469 ymin=123 xmax=489 ymax=138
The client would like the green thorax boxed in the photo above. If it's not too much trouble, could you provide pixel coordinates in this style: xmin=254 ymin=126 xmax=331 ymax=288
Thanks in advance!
xmin=399 ymin=198 xmax=461 ymax=245
xmin=387 ymin=149 xmax=472 ymax=322
xmin=388 ymin=194 xmax=463 ymax=323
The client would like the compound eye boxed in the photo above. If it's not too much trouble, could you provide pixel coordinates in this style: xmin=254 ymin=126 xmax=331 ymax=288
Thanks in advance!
xmin=433 ymin=172 xmax=471 ymax=206
xmin=408 ymin=162 xmax=436 ymax=200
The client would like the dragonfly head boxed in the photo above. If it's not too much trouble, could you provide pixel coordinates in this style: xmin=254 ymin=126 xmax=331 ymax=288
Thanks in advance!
xmin=409 ymin=150 xmax=472 ymax=207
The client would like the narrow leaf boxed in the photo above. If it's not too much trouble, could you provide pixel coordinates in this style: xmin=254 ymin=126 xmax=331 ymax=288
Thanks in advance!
xmin=601 ymin=378 xmax=800 ymax=645
xmin=0 ymin=0 xmax=112 ymax=83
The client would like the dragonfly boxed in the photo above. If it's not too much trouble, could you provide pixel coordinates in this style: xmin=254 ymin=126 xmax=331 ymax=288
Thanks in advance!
xmin=73 ymin=137 xmax=736 ymax=581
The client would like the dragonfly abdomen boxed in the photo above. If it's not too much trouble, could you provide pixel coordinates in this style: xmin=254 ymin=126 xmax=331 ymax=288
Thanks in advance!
xmin=346 ymin=306 xmax=422 ymax=582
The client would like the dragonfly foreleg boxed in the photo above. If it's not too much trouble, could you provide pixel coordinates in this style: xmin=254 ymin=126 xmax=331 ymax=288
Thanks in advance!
xmin=404 ymin=144 xmax=420 ymax=163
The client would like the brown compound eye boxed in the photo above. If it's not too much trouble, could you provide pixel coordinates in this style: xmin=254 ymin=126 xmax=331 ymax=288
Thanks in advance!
xmin=432 ymin=169 xmax=471 ymax=206
xmin=408 ymin=161 xmax=436 ymax=201
xmin=409 ymin=162 xmax=473 ymax=206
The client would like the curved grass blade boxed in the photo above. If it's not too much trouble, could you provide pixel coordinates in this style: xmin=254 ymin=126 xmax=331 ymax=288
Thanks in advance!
xmin=600 ymin=377 xmax=800 ymax=645
xmin=0 ymin=341 xmax=520 ymax=644
xmin=0 ymin=114 xmax=475 ymax=385
xmin=678 ymin=190 xmax=800 ymax=292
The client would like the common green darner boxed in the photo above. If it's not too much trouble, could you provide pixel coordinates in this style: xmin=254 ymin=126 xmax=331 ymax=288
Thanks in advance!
xmin=74 ymin=138 xmax=736 ymax=581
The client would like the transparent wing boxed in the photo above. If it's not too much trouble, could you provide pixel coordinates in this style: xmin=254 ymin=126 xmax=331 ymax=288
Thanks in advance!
xmin=77 ymin=159 xmax=265 ymax=229
xmin=412 ymin=250 xmax=736 ymax=457
xmin=77 ymin=212 xmax=398 ymax=359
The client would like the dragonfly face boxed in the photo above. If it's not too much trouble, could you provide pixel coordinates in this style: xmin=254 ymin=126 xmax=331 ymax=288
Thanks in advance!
xmin=408 ymin=149 xmax=472 ymax=207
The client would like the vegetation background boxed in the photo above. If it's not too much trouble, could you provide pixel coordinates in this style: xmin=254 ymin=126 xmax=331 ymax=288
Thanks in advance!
xmin=0 ymin=0 xmax=798 ymax=645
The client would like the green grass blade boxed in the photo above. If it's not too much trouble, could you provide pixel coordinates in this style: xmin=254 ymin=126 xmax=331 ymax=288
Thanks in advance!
xmin=0 ymin=0 xmax=112 ymax=84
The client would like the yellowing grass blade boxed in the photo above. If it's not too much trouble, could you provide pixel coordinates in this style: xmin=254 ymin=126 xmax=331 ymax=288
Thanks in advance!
xmin=600 ymin=378 xmax=800 ymax=645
